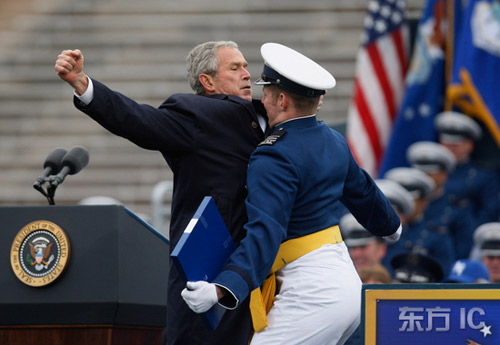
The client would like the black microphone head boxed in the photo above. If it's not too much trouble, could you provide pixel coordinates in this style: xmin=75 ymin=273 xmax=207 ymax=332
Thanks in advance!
xmin=43 ymin=147 xmax=67 ymax=174
xmin=61 ymin=146 xmax=90 ymax=175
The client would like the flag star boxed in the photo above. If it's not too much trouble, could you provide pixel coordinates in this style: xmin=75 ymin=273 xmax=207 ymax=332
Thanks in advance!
xmin=381 ymin=5 xmax=391 ymax=18
xmin=404 ymin=107 xmax=414 ymax=120
xmin=397 ymin=0 xmax=406 ymax=10
xmin=375 ymin=19 xmax=387 ymax=33
xmin=418 ymin=103 xmax=431 ymax=117
xmin=391 ymin=12 xmax=402 ymax=24
xmin=480 ymin=324 xmax=492 ymax=337
xmin=368 ymin=0 xmax=380 ymax=13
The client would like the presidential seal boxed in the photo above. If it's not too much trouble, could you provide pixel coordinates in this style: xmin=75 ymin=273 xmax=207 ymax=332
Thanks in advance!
xmin=10 ymin=220 xmax=71 ymax=287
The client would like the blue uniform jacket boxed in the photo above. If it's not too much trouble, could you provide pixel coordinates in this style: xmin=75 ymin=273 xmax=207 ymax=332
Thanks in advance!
xmin=74 ymin=79 xmax=267 ymax=345
xmin=445 ymin=160 xmax=500 ymax=228
xmin=213 ymin=116 xmax=400 ymax=304
xmin=424 ymin=191 xmax=476 ymax=260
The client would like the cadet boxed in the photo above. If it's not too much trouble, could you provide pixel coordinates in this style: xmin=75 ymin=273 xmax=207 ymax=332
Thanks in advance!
xmin=473 ymin=222 xmax=500 ymax=283
xmin=383 ymin=167 xmax=454 ymax=275
xmin=435 ymin=111 xmax=500 ymax=228
xmin=375 ymin=179 xmax=415 ymax=226
xmin=407 ymin=141 xmax=476 ymax=260
xmin=181 ymin=42 xmax=401 ymax=345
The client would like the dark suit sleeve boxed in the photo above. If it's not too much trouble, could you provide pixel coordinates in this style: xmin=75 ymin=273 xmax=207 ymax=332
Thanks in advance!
xmin=74 ymin=79 xmax=195 ymax=152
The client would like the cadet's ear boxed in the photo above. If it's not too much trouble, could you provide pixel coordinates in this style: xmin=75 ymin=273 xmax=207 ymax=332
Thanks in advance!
xmin=279 ymin=92 xmax=288 ymax=109
xmin=199 ymin=74 xmax=216 ymax=93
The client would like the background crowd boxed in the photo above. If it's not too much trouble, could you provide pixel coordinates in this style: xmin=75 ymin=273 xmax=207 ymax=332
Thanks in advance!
xmin=340 ymin=111 xmax=500 ymax=286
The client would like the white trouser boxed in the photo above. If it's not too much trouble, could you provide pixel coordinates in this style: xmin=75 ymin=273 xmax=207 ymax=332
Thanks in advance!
xmin=250 ymin=242 xmax=362 ymax=345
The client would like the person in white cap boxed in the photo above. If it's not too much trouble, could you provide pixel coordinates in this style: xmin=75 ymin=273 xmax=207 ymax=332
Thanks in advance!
xmin=181 ymin=42 xmax=402 ymax=345
xmin=473 ymin=222 xmax=500 ymax=283
xmin=340 ymin=213 xmax=389 ymax=271
xmin=407 ymin=141 xmax=476 ymax=260
xmin=382 ymin=167 xmax=454 ymax=276
xmin=435 ymin=111 xmax=500 ymax=229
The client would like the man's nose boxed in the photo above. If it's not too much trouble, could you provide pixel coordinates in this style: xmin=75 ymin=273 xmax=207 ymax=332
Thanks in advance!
xmin=242 ymin=68 xmax=251 ymax=79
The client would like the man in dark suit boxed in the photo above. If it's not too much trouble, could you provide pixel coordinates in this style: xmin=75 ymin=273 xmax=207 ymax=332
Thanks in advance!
xmin=55 ymin=41 xmax=268 ymax=345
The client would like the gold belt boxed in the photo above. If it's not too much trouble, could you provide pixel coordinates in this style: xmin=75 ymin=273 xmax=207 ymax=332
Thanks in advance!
xmin=249 ymin=225 xmax=343 ymax=332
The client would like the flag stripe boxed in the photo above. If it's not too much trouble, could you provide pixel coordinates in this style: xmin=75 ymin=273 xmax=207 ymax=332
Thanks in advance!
xmin=354 ymin=78 xmax=383 ymax=162
xmin=357 ymin=49 xmax=391 ymax=147
xmin=377 ymin=34 xmax=406 ymax=121
xmin=392 ymin=28 xmax=407 ymax=87
xmin=367 ymin=43 xmax=397 ymax=118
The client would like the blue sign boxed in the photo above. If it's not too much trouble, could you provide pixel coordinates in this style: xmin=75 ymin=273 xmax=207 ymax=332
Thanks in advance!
xmin=363 ymin=285 xmax=500 ymax=345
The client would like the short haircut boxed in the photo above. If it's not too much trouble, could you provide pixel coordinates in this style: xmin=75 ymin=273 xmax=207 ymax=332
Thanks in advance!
xmin=265 ymin=85 xmax=321 ymax=114
xmin=186 ymin=41 xmax=239 ymax=95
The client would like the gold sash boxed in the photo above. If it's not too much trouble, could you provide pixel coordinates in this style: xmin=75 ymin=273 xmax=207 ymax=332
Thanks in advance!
xmin=249 ymin=225 xmax=343 ymax=332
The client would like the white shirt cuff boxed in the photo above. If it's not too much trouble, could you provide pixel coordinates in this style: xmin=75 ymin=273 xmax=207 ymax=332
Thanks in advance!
xmin=74 ymin=76 xmax=94 ymax=105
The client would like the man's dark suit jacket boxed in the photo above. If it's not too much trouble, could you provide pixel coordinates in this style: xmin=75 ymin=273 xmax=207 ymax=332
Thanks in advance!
xmin=74 ymin=79 xmax=267 ymax=345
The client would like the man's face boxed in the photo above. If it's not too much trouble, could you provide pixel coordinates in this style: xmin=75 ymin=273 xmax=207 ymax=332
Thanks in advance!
xmin=407 ymin=198 xmax=428 ymax=222
xmin=261 ymin=86 xmax=282 ymax=127
xmin=482 ymin=255 xmax=500 ymax=283
xmin=211 ymin=47 xmax=252 ymax=101
xmin=348 ymin=241 xmax=386 ymax=270
xmin=427 ymin=170 xmax=448 ymax=190
xmin=441 ymin=140 xmax=474 ymax=163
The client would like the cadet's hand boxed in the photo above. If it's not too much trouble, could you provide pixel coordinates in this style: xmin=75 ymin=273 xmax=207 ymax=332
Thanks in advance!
xmin=383 ymin=225 xmax=402 ymax=244
xmin=54 ymin=49 xmax=88 ymax=95
xmin=181 ymin=281 xmax=218 ymax=313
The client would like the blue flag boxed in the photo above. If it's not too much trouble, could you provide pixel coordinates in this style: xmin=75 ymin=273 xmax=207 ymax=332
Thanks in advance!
xmin=446 ymin=0 xmax=500 ymax=164
xmin=378 ymin=0 xmax=448 ymax=176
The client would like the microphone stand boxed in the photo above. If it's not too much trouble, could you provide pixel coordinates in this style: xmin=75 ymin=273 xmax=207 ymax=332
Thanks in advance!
xmin=33 ymin=179 xmax=57 ymax=205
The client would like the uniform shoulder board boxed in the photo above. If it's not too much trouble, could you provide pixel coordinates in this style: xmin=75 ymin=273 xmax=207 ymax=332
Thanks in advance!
xmin=258 ymin=128 xmax=287 ymax=146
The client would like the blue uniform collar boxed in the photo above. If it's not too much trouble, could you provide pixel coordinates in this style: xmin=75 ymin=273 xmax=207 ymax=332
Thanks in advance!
xmin=273 ymin=114 xmax=318 ymax=131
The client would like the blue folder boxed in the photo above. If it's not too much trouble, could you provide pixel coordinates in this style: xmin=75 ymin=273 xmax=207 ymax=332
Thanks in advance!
xmin=171 ymin=196 xmax=236 ymax=329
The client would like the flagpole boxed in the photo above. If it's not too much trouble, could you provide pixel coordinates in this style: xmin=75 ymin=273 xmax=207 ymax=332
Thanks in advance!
xmin=444 ymin=0 xmax=455 ymax=110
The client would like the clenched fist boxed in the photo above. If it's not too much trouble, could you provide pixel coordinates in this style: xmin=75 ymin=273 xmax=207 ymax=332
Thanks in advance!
xmin=54 ymin=49 xmax=88 ymax=95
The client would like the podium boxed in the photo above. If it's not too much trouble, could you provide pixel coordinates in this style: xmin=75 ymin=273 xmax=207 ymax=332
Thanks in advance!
xmin=0 ymin=205 xmax=169 ymax=345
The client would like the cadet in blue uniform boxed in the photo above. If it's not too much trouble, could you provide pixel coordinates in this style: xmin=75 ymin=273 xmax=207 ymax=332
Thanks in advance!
xmin=407 ymin=141 xmax=476 ymax=260
xmin=382 ymin=167 xmax=454 ymax=276
xmin=473 ymin=222 xmax=500 ymax=283
xmin=181 ymin=43 xmax=401 ymax=345
xmin=55 ymin=41 xmax=268 ymax=345
xmin=340 ymin=212 xmax=389 ymax=271
xmin=435 ymin=111 xmax=500 ymax=228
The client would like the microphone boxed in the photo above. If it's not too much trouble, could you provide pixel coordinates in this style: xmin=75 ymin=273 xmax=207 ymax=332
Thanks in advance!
xmin=51 ymin=146 xmax=90 ymax=186
xmin=34 ymin=148 xmax=67 ymax=187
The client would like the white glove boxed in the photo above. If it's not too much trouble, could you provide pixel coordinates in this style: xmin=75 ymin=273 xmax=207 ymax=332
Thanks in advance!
xmin=383 ymin=225 xmax=402 ymax=244
xmin=181 ymin=281 xmax=218 ymax=313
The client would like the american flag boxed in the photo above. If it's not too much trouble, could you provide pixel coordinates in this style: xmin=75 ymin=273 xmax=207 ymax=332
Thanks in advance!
xmin=346 ymin=0 xmax=410 ymax=177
